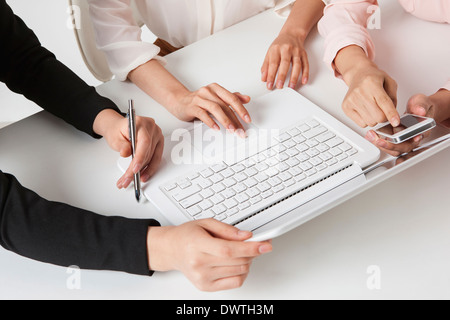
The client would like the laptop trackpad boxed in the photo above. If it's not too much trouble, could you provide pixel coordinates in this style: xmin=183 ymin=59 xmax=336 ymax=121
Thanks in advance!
xmin=246 ymin=88 xmax=309 ymax=131
xmin=188 ymin=122 xmax=271 ymax=165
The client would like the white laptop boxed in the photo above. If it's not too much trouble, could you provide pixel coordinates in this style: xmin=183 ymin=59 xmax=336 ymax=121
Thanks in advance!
xmin=119 ymin=88 xmax=380 ymax=241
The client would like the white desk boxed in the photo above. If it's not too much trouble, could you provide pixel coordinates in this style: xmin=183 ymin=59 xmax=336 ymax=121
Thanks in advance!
xmin=0 ymin=0 xmax=449 ymax=300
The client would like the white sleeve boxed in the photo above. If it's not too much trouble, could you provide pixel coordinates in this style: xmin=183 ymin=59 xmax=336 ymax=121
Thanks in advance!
xmin=274 ymin=0 xmax=296 ymax=17
xmin=88 ymin=0 xmax=165 ymax=81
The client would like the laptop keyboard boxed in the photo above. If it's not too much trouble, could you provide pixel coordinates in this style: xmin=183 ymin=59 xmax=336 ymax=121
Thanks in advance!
xmin=161 ymin=118 xmax=358 ymax=226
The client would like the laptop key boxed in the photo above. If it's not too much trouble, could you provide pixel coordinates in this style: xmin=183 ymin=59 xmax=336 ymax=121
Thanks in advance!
xmin=180 ymin=194 xmax=203 ymax=209
xmin=195 ymin=210 xmax=215 ymax=220
xmin=172 ymin=184 xmax=202 ymax=202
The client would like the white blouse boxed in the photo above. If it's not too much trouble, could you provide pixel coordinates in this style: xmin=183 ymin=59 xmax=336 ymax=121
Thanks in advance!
xmin=88 ymin=0 xmax=295 ymax=80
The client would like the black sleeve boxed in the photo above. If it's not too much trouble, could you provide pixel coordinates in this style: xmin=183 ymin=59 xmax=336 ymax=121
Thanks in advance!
xmin=0 ymin=0 xmax=121 ymax=138
xmin=0 ymin=170 xmax=160 ymax=275
xmin=0 ymin=1 xmax=161 ymax=275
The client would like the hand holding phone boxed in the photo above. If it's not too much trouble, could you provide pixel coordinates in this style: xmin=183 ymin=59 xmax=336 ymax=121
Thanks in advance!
xmin=374 ymin=114 xmax=436 ymax=144
xmin=366 ymin=114 xmax=436 ymax=157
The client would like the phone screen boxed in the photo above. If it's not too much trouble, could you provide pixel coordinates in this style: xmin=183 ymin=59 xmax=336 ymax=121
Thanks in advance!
xmin=376 ymin=115 xmax=426 ymax=135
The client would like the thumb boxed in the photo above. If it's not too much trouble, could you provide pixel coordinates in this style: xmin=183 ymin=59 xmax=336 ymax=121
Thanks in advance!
xmin=199 ymin=219 xmax=253 ymax=241
xmin=407 ymin=94 xmax=432 ymax=117
xmin=118 ymin=141 xmax=132 ymax=158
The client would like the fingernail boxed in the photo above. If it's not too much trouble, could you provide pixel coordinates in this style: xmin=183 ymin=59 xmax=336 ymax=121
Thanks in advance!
xmin=140 ymin=173 xmax=149 ymax=182
xmin=416 ymin=106 xmax=426 ymax=116
xmin=391 ymin=116 xmax=400 ymax=127
xmin=259 ymin=244 xmax=272 ymax=254
xmin=228 ymin=124 xmax=235 ymax=132
xmin=237 ymin=230 xmax=252 ymax=238
xmin=365 ymin=131 xmax=377 ymax=142
xmin=261 ymin=71 xmax=267 ymax=81
xmin=276 ymin=80 xmax=283 ymax=89
xmin=267 ymin=82 xmax=273 ymax=90
xmin=213 ymin=124 xmax=220 ymax=131
xmin=289 ymin=82 xmax=296 ymax=89
xmin=236 ymin=129 xmax=247 ymax=139
xmin=414 ymin=135 xmax=424 ymax=142
xmin=133 ymin=163 xmax=141 ymax=174
xmin=244 ymin=115 xmax=251 ymax=123
xmin=302 ymin=76 xmax=308 ymax=85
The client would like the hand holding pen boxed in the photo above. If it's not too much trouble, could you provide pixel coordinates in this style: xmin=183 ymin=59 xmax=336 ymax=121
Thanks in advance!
xmin=116 ymin=100 xmax=165 ymax=194
xmin=93 ymin=102 xmax=165 ymax=194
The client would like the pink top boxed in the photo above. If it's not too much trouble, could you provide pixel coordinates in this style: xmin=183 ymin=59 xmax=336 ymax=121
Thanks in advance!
xmin=318 ymin=0 xmax=450 ymax=90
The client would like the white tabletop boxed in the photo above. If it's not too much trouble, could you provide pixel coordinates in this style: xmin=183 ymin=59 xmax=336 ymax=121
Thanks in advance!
xmin=0 ymin=0 xmax=449 ymax=299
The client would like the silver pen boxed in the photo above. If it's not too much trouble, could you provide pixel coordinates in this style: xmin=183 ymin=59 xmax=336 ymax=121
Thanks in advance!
xmin=128 ymin=99 xmax=141 ymax=202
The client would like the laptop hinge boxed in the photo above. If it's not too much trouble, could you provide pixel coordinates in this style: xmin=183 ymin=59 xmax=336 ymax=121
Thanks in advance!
xmin=233 ymin=164 xmax=365 ymax=231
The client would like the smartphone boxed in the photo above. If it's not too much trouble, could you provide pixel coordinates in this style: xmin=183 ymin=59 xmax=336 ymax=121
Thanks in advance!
xmin=374 ymin=114 xmax=436 ymax=144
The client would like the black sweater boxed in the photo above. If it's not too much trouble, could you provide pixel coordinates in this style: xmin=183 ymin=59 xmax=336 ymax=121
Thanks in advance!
xmin=0 ymin=0 xmax=158 ymax=276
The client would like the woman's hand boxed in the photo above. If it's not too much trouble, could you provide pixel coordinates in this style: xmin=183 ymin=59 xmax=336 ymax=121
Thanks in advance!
xmin=365 ymin=91 xmax=450 ymax=156
xmin=261 ymin=0 xmax=324 ymax=90
xmin=93 ymin=109 xmax=164 ymax=189
xmin=147 ymin=219 xmax=272 ymax=292
xmin=365 ymin=129 xmax=424 ymax=157
xmin=334 ymin=45 xmax=400 ymax=129
xmin=261 ymin=32 xmax=309 ymax=90
xmin=342 ymin=63 xmax=400 ymax=128
xmin=128 ymin=61 xmax=251 ymax=138
xmin=171 ymin=83 xmax=252 ymax=138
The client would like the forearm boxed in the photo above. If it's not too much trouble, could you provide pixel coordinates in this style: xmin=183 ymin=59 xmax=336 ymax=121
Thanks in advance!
xmin=15 ymin=57 xmax=121 ymax=138
xmin=0 ymin=171 xmax=158 ymax=275
xmin=279 ymin=0 xmax=325 ymax=42
xmin=128 ymin=60 xmax=189 ymax=112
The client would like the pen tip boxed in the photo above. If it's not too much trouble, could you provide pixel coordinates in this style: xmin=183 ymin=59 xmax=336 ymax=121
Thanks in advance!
xmin=135 ymin=191 xmax=141 ymax=203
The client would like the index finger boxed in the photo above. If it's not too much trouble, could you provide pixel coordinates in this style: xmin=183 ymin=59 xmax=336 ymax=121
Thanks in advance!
xmin=210 ymin=83 xmax=252 ymax=124
xmin=121 ymin=124 xmax=160 ymax=184
xmin=118 ymin=137 xmax=152 ymax=188
xmin=374 ymin=82 xmax=400 ymax=127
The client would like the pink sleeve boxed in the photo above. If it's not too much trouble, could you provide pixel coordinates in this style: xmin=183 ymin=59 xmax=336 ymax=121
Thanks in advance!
xmin=317 ymin=0 xmax=378 ymax=77
xmin=398 ymin=0 xmax=450 ymax=24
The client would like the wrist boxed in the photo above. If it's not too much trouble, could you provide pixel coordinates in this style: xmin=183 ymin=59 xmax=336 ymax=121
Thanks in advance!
xmin=279 ymin=26 xmax=307 ymax=44
xmin=335 ymin=45 xmax=375 ymax=85
xmin=429 ymin=89 xmax=450 ymax=122
xmin=92 ymin=108 xmax=124 ymax=138
xmin=166 ymin=86 xmax=195 ymax=118
xmin=147 ymin=226 xmax=175 ymax=272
